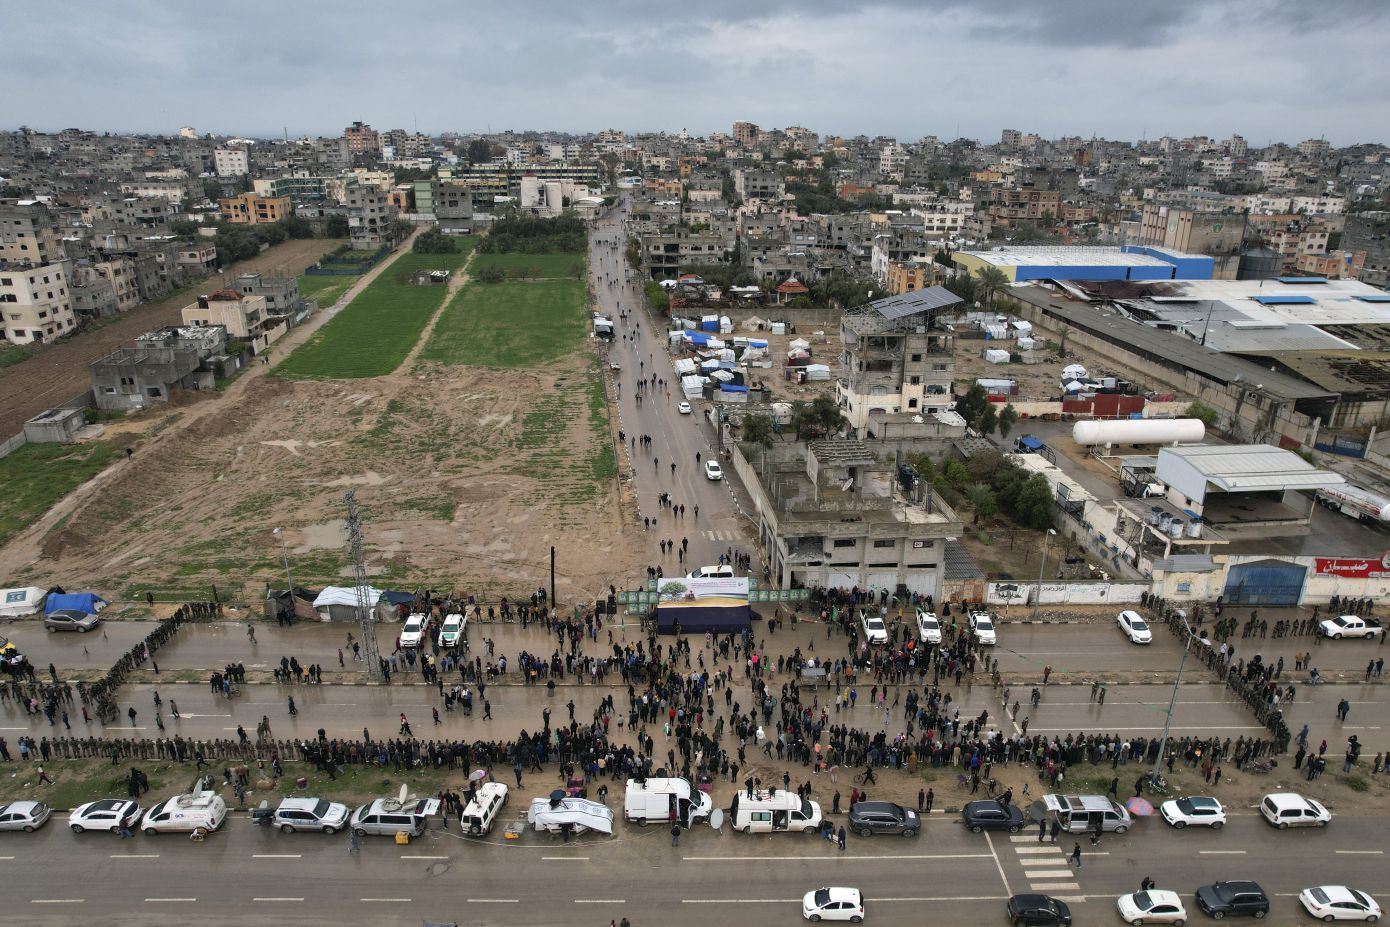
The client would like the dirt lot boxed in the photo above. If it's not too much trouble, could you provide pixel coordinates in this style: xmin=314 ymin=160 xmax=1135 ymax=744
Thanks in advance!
xmin=0 ymin=350 xmax=645 ymax=608
xmin=0 ymin=238 xmax=342 ymax=439
xmin=953 ymin=334 xmax=1065 ymax=402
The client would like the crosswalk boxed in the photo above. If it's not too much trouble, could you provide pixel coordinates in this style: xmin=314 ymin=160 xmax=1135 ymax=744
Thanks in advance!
xmin=702 ymin=528 xmax=741 ymax=542
xmin=1009 ymin=835 xmax=1080 ymax=893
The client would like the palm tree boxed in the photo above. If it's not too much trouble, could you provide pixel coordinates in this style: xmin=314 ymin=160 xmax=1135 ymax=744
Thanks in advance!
xmin=975 ymin=266 xmax=1010 ymax=311
xmin=964 ymin=483 xmax=997 ymax=526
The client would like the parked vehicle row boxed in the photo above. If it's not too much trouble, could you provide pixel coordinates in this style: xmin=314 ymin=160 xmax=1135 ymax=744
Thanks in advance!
xmin=1012 ymin=882 xmax=1380 ymax=927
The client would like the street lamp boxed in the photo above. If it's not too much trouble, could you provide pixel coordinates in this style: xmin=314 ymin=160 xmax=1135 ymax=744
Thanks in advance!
xmin=1151 ymin=612 xmax=1199 ymax=787
xmin=1031 ymin=528 xmax=1057 ymax=620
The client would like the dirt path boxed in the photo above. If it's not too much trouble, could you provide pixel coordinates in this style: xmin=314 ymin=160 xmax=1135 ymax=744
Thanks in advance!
xmin=0 ymin=232 xmax=420 ymax=578
xmin=399 ymin=248 xmax=476 ymax=369
xmin=0 ymin=238 xmax=343 ymax=439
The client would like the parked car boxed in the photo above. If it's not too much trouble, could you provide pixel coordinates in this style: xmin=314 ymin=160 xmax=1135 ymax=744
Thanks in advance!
xmin=1298 ymin=885 xmax=1382 ymax=922
xmin=1261 ymin=792 xmax=1331 ymax=828
xmin=802 ymin=886 xmax=865 ymax=923
xmin=847 ymin=801 xmax=918 ymax=837
xmin=1118 ymin=889 xmax=1188 ymax=925
xmin=140 ymin=791 xmax=227 ymax=835
xmin=398 ymin=614 xmax=427 ymax=648
xmin=1007 ymin=894 xmax=1072 ymax=926
xmin=1117 ymin=610 xmax=1153 ymax=644
xmin=969 ymin=611 xmax=997 ymax=645
xmin=704 ymin=460 xmax=724 ymax=481
xmin=860 ymin=613 xmax=889 ymax=645
xmin=437 ymin=613 xmax=466 ymax=649
xmin=349 ymin=797 xmax=440 ymax=837
xmin=44 ymin=609 xmax=100 ymax=633
xmin=1317 ymin=614 xmax=1381 ymax=640
xmin=0 ymin=800 xmax=50 ymax=832
xmin=678 ymin=401 xmax=692 ymax=414
xmin=1160 ymin=796 xmax=1226 ymax=829
xmin=962 ymin=799 xmax=1024 ymax=834
xmin=69 ymin=799 xmax=141 ymax=834
xmin=915 ymin=609 xmax=942 ymax=644
xmin=1194 ymin=881 xmax=1270 ymax=919
xmin=274 ymin=797 xmax=349 ymax=834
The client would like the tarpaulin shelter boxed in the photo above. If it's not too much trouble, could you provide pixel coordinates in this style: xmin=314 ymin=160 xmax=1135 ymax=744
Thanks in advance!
xmin=44 ymin=592 xmax=107 ymax=615
xmin=0 ymin=587 xmax=46 ymax=618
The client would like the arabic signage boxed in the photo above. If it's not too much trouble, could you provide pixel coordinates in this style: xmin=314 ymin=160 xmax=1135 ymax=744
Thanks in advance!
xmin=1314 ymin=554 xmax=1390 ymax=579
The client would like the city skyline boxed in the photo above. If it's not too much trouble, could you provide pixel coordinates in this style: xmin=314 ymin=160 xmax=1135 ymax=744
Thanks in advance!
xmin=3 ymin=0 xmax=1387 ymax=145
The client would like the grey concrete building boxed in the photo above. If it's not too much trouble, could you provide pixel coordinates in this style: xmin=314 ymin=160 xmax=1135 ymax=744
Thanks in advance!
xmin=89 ymin=326 xmax=226 ymax=411
xmin=837 ymin=288 xmax=960 ymax=429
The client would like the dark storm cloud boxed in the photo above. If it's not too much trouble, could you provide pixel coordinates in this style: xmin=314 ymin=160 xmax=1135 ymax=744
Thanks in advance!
xmin=0 ymin=0 xmax=1385 ymax=144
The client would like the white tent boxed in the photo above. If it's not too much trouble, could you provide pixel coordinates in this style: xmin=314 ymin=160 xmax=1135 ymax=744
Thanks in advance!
xmin=682 ymin=375 xmax=706 ymax=398
xmin=0 ymin=587 xmax=46 ymax=618
xmin=983 ymin=349 xmax=1011 ymax=364
xmin=788 ymin=337 xmax=811 ymax=351
xmin=674 ymin=358 xmax=698 ymax=375
xmin=528 ymin=797 xmax=614 ymax=835
xmin=804 ymin=364 xmax=831 ymax=381
xmin=1062 ymin=364 xmax=1088 ymax=381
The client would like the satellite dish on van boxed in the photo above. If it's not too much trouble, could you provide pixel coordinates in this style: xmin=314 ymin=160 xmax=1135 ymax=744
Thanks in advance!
xmin=382 ymin=783 xmax=415 ymax=812
xmin=709 ymin=808 xmax=724 ymax=831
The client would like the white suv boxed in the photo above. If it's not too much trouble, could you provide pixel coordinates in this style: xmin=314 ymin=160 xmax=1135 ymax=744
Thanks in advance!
xmin=275 ymin=797 xmax=350 ymax=834
xmin=1261 ymin=792 xmax=1331 ymax=829
xmin=969 ymin=611 xmax=997 ymax=645
xmin=399 ymin=614 xmax=427 ymax=648
xmin=915 ymin=610 xmax=942 ymax=645
xmin=860 ymin=613 xmax=889 ymax=645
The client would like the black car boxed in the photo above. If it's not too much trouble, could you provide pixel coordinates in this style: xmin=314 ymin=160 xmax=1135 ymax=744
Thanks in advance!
xmin=963 ymin=799 xmax=1025 ymax=834
xmin=1007 ymin=893 xmax=1072 ymax=926
xmin=847 ymin=801 xmax=920 ymax=837
xmin=1195 ymin=880 xmax=1270 ymax=919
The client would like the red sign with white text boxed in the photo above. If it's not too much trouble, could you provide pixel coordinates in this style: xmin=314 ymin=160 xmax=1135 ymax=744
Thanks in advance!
xmin=1314 ymin=555 xmax=1390 ymax=578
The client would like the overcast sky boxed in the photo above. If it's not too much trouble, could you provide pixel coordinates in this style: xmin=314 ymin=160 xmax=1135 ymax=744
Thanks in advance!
xmin=5 ymin=0 xmax=1387 ymax=146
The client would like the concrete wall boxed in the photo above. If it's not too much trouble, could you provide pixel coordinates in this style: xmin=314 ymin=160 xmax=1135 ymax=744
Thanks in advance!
xmin=986 ymin=580 xmax=1147 ymax=606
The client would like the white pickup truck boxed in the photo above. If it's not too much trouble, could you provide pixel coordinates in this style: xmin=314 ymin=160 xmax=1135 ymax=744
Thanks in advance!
xmin=1318 ymin=614 xmax=1382 ymax=640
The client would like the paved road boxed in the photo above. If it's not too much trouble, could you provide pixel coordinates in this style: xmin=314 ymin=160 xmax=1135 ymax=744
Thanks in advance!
xmin=2 ymin=799 xmax=1387 ymax=925
xmin=588 ymin=207 xmax=754 ymax=577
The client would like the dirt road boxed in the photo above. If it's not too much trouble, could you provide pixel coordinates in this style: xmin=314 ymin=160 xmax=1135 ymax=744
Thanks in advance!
xmin=0 ymin=237 xmax=342 ymax=438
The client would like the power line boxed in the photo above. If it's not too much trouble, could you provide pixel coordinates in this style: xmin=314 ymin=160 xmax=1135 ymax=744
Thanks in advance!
xmin=344 ymin=489 xmax=383 ymax=682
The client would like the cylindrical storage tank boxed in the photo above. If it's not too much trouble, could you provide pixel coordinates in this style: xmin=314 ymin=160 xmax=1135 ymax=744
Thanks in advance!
xmin=1158 ymin=512 xmax=1172 ymax=530
xmin=1186 ymin=519 xmax=1202 ymax=538
xmin=544 ymin=181 xmax=563 ymax=213
xmin=1169 ymin=520 xmax=1185 ymax=539
xmin=519 ymin=175 xmax=542 ymax=209
xmin=1238 ymin=248 xmax=1283 ymax=281
xmin=1072 ymin=418 xmax=1206 ymax=446
xmin=1148 ymin=506 xmax=1162 ymax=526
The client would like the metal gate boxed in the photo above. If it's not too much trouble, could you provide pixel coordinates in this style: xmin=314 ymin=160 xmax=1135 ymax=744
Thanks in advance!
xmin=1223 ymin=560 xmax=1307 ymax=606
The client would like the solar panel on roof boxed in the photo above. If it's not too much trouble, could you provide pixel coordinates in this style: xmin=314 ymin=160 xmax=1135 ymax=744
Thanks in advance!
xmin=1253 ymin=295 xmax=1315 ymax=305
xmin=1356 ymin=295 xmax=1390 ymax=303
xmin=1277 ymin=276 xmax=1328 ymax=284
xmin=870 ymin=286 xmax=963 ymax=320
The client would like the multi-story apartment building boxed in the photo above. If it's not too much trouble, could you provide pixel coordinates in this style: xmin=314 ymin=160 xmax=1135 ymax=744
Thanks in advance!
xmin=219 ymin=193 xmax=292 ymax=225
xmin=0 ymin=262 xmax=77 ymax=344
xmin=181 ymin=289 xmax=282 ymax=353
xmin=0 ymin=198 xmax=70 ymax=264
xmin=837 ymin=288 xmax=960 ymax=428
xmin=732 ymin=169 xmax=785 ymax=202
xmin=214 ymin=147 xmax=249 ymax=176
xmin=234 ymin=272 xmax=302 ymax=320
xmin=344 ymin=184 xmax=397 ymax=250
xmin=988 ymin=188 xmax=1062 ymax=226
xmin=343 ymin=121 xmax=379 ymax=153
xmin=1296 ymin=250 xmax=1366 ymax=279
xmin=732 ymin=121 xmax=760 ymax=147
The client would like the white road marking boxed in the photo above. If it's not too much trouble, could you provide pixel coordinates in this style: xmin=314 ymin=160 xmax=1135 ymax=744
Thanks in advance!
xmin=467 ymin=899 xmax=519 ymax=903
xmin=111 ymin=854 xmax=160 ymax=858
xmin=252 ymin=853 xmax=301 ymax=858
xmin=360 ymin=898 xmax=412 ymax=902
xmin=32 ymin=899 xmax=84 ymax=904
xmin=1029 ymin=882 xmax=1081 ymax=891
xmin=575 ymin=899 xmax=626 ymax=904
xmin=682 ymin=853 xmax=990 ymax=861
xmin=0 ymin=856 xmax=14 ymax=860
xmin=253 ymin=897 xmax=304 ymax=902
xmin=543 ymin=856 xmax=590 ymax=860
xmin=1029 ymin=725 xmax=1264 ymax=732
xmin=682 ymin=899 xmax=798 ymax=904
xmin=1199 ymin=850 xmax=1246 ymax=854
xmin=146 ymin=898 xmax=197 ymax=902
xmin=874 ymin=897 xmax=1009 ymax=902
xmin=983 ymin=832 xmax=1013 ymax=897
xmin=1335 ymin=850 xmax=1384 ymax=855
xmin=1020 ymin=857 xmax=1067 ymax=866
xmin=401 ymin=854 xmax=449 ymax=859
xmin=1024 ymin=870 xmax=1075 ymax=879
xmin=1015 ymin=847 xmax=1064 ymax=854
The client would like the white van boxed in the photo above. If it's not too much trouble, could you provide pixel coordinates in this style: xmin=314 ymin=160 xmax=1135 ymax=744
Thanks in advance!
xmin=624 ymin=777 xmax=713 ymax=826
xmin=687 ymin=564 xmax=735 ymax=579
xmin=1041 ymin=793 xmax=1132 ymax=834
xmin=140 ymin=791 xmax=227 ymax=835
xmin=461 ymin=782 xmax=509 ymax=835
xmin=730 ymin=789 xmax=822 ymax=834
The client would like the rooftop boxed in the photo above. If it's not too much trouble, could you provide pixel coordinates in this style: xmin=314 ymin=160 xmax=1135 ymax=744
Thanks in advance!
xmin=842 ymin=286 xmax=961 ymax=335
xmin=1158 ymin=444 xmax=1343 ymax=492
xmin=961 ymin=246 xmax=1178 ymax=269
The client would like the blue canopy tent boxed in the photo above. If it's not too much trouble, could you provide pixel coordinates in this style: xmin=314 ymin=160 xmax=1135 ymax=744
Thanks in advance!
xmin=44 ymin=592 xmax=108 ymax=615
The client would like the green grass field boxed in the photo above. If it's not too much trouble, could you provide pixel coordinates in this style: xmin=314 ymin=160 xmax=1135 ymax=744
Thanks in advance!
xmin=276 ymin=247 xmax=475 ymax=379
xmin=470 ymin=251 xmax=585 ymax=278
xmin=296 ymin=272 xmax=361 ymax=308
xmin=0 ymin=441 xmax=121 ymax=546
xmin=417 ymin=279 xmax=589 ymax=368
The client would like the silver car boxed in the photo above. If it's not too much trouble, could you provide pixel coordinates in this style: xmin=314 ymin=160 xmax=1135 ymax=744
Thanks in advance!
xmin=0 ymin=800 xmax=50 ymax=831
xmin=44 ymin=609 xmax=101 ymax=633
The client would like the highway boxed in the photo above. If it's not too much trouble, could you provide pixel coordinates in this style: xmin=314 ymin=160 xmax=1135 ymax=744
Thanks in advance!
xmin=2 ymin=800 xmax=1387 ymax=925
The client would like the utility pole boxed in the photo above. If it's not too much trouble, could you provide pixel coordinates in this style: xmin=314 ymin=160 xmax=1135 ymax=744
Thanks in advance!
xmin=344 ymin=490 xmax=383 ymax=682
xmin=1151 ymin=615 xmax=1196 ymax=787
xmin=1031 ymin=528 xmax=1057 ymax=620
xmin=550 ymin=546 xmax=556 ymax=614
